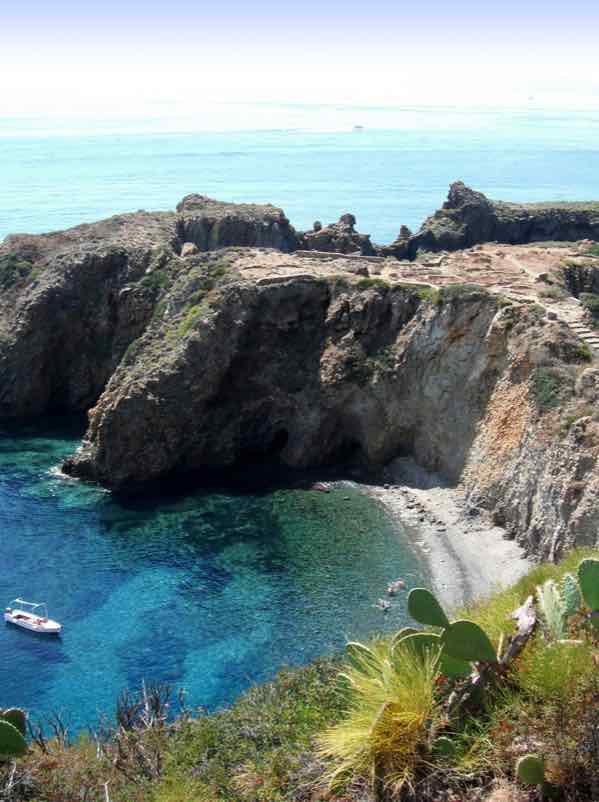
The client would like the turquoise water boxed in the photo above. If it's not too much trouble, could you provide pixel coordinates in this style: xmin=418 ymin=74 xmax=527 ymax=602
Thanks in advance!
xmin=0 ymin=420 xmax=422 ymax=731
xmin=2 ymin=106 xmax=599 ymax=243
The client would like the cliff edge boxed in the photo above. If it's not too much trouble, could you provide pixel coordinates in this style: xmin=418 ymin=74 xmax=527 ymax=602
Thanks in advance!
xmin=3 ymin=191 xmax=599 ymax=559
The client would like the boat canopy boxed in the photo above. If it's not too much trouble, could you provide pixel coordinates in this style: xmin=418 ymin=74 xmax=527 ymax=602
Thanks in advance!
xmin=9 ymin=599 xmax=49 ymax=617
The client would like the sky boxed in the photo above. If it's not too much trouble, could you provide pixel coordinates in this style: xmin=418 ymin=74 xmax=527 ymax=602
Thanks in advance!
xmin=2 ymin=0 xmax=599 ymax=121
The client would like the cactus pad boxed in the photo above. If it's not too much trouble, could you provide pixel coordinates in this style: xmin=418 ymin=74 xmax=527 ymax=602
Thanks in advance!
xmin=0 ymin=708 xmax=26 ymax=737
xmin=438 ymin=651 xmax=472 ymax=679
xmin=578 ymin=558 xmax=599 ymax=610
xmin=536 ymin=579 xmax=567 ymax=640
xmin=560 ymin=573 xmax=582 ymax=619
xmin=432 ymin=735 xmax=457 ymax=759
xmin=516 ymin=754 xmax=545 ymax=785
xmin=407 ymin=588 xmax=450 ymax=629
xmin=0 ymin=719 xmax=27 ymax=757
xmin=442 ymin=620 xmax=497 ymax=663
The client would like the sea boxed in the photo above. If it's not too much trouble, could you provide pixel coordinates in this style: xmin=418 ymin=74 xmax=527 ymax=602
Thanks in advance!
xmin=1 ymin=103 xmax=598 ymax=731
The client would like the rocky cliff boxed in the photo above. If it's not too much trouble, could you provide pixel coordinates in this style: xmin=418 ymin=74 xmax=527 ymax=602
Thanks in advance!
xmin=3 ymin=194 xmax=599 ymax=559
xmin=382 ymin=182 xmax=599 ymax=259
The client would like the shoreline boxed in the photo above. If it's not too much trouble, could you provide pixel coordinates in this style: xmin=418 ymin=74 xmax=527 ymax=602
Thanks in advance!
xmin=357 ymin=457 xmax=531 ymax=611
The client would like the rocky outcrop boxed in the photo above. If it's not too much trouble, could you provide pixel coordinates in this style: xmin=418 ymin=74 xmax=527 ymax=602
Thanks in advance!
xmin=0 ymin=194 xmax=301 ymax=417
xmin=0 ymin=212 xmax=177 ymax=417
xmin=175 ymin=194 xmax=299 ymax=252
xmin=62 ymin=279 xmax=501 ymax=489
xmin=4 ymin=196 xmax=599 ymax=560
xmin=382 ymin=182 xmax=599 ymax=259
xmin=298 ymin=214 xmax=376 ymax=255
xmin=56 ymin=260 xmax=599 ymax=560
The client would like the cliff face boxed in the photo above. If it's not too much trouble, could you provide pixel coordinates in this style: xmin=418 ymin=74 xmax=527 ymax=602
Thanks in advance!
xmin=0 ymin=214 xmax=176 ymax=417
xmin=62 ymin=278 xmax=500 ymax=489
xmin=175 ymin=194 xmax=299 ymax=252
xmin=57 ymin=257 xmax=599 ymax=560
xmin=3 ymin=194 xmax=599 ymax=559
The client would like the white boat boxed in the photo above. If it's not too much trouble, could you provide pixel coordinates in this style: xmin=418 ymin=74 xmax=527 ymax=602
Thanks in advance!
xmin=4 ymin=599 xmax=62 ymax=634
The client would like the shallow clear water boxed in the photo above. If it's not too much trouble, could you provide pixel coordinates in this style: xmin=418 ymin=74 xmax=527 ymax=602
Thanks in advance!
xmin=2 ymin=106 xmax=599 ymax=244
xmin=0 ymin=420 xmax=423 ymax=731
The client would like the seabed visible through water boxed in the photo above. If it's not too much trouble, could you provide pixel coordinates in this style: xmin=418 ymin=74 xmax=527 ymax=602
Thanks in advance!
xmin=0 ymin=418 xmax=426 ymax=731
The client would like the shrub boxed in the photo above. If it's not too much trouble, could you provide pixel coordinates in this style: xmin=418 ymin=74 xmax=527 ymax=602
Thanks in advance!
xmin=580 ymin=292 xmax=599 ymax=324
xmin=423 ymin=283 xmax=492 ymax=307
xmin=539 ymin=286 xmax=568 ymax=301
xmin=318 ymin=641 xmax=441 ymax=797
xmin=416 ymin=286 xmax=440 ymax=304
xmin=530 ymin=367 xmax=571 ymax=409
xmin=575 ymin=343 xmax=593 ymax=362
xmin=177 ymin=304 xmax=205 ymax=337
xmin=356 ymin=277 xmax=389 ymax=291
xmin=0 ymin=253 xmax=34 ymax=288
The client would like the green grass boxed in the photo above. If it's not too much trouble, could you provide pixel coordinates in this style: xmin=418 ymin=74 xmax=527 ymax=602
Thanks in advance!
xmin=0 ymin=252 xmax=35 ymax=288
xmin=580 ymin=292 xmax=599 ymax=325
xmin=155 ymin=659 xmax=342 ymax=802
xmin=539 ymin=285 xmax=568 ymax=301
xmin=530 ymin=366 xmax=573 ymax=409
xmin=356 ymin=277 xmax=390 ymax=291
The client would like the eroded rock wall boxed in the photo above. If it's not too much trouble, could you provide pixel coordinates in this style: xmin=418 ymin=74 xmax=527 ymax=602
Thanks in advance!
xmin=3 ymin=199 xmax=599 ymax=560
xmin=58 ymin=276 xmax=516 ymax=493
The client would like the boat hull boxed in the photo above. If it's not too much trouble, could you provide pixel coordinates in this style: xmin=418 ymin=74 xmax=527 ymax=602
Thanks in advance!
xmin=4 ymin=611 xmax=62 ymax=634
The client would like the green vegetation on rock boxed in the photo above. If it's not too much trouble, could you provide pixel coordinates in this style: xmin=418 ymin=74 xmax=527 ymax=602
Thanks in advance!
xmin=0 ymin=253 xmax=35 ymax=289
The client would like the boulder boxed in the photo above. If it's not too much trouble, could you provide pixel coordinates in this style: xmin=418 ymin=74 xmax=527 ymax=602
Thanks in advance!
xmin=299 ymin=214 xmax=376 ymax=255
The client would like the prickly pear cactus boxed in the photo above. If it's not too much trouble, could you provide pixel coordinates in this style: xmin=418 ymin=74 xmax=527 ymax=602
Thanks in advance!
xmin=536 ymin=579 xmax=567 ymax=640
xmin=516 ymin=753 xmax=545 ymax=785
xmin=560 ymin=573 xmax=582 ymax=620
xmin=441 ymin=620 xmax=497 ymax=663
xmin=432 ymin=735 xmax=457 ymax=759
xmin=578 ymin=558 xmax=599 ymax=610
xmin=395 ymin=631 xmax=470 ymax=677
xmin=0 ymin=708 xmax=26 ymax=737
xmin=0 ymin=719 xmax=27 ymax=757
xmin=407 ymin=588 xmax=450 ymax=629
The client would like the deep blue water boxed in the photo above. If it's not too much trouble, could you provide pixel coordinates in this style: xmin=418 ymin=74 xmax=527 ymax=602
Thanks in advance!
xmin=2 ymin=106 xmax=599 ymax=244
xmin=0 ymin=420 xmax=422 ymax=731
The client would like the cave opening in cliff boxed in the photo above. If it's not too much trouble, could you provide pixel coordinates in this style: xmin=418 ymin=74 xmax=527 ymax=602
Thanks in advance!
xmin=329 ymin=436 xmax=363 ymax=465
xmin=237 ymin=428 xmax=290 ymax=466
